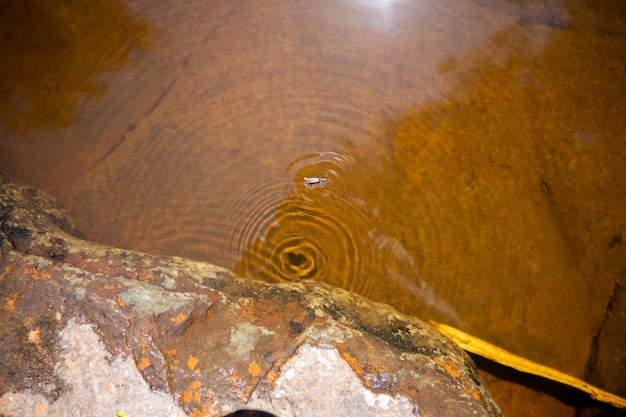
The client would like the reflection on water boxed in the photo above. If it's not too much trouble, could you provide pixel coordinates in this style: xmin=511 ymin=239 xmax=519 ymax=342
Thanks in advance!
xmin=0 ymin=0 xmax=152 ymax=130
xmin=230 ymin=150 xmax=461 ymax=323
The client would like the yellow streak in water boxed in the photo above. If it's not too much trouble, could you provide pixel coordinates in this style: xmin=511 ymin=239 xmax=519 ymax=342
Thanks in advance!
xmin=430 ymin=321 xmax=626 ymax=409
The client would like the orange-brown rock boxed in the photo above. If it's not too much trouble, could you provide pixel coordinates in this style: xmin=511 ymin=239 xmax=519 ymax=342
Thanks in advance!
xmin=0 ymin=173 xmax=502 ymax=417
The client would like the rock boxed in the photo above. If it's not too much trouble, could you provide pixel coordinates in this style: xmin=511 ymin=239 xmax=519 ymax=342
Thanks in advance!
xmin=0 ymin=173 xmax=503 ymax=417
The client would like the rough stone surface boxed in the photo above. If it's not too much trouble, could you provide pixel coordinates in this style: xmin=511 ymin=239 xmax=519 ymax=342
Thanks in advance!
xmin=0 ymin=173 xmax=503 ymax=417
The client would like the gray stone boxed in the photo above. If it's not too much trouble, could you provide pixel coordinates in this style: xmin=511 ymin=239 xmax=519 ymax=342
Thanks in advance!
xmin=0 ymin=173 xmax=502 ymax=416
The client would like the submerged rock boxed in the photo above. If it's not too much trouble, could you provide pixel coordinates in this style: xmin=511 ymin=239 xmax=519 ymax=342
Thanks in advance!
xmin=0 ymin=173 xmax=502 ymax=417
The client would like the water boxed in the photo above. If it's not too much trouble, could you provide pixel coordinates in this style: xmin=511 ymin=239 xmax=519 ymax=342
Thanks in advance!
xmin=228 ymin=149 xmax=462 ymax=323
xmin=1 ymin=0 xmax=625 ymax=415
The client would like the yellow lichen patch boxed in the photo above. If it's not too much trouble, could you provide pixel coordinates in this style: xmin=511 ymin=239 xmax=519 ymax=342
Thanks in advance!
xmin=115 ymin=297 xmax=126 ymax=307
xmin=190 ymin=381 xmax=202 ymax=390
xmin=188 ymin=355 xmax=199 ymax=370
xmin=248 ymin=362 xmax=262 ymax=378
xmin=170 ymin=312 xmax=187 ymax=324
xmin=183 ymin=390 xmax=193 ymax=403
xmin=137 ymin=357 xmax=151 ymax=370
xmin=104 ymin=284 xmax=115 ymax=290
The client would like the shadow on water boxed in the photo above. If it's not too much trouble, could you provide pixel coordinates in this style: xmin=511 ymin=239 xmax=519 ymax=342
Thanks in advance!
xmin=0 ymin=0 xmax=152 ymax=131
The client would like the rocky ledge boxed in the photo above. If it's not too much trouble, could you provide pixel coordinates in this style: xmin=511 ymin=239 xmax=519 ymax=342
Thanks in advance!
xmin=0 ymin=173 xmax=502 ymax=417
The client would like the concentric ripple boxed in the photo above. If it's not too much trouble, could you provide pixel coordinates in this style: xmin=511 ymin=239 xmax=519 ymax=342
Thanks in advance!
xmin=226 ymin=150 xmax=378 ymax=290
xmin=225 ymin=149 xmax=461 ymax=323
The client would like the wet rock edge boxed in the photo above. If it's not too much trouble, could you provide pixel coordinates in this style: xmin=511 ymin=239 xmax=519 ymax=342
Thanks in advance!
xmin=0 ymin=172 xmax=503 ymax=417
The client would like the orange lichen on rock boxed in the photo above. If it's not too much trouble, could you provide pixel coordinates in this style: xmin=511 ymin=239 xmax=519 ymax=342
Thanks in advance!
xmin=247 ymin=362 xmax=262 ymax=378
xmin=137 ymin=271 xmax=155 ymax=282
xmin=433 ymin=356 xmax=480 ymax=400
xmin=183 ymin=390 xmax=193 ymax=403
xmin=336 ymin=346 xmax=365 ymax=378
xmin=166 ymin=348 xmax=180 ymax=365
xmin=227 ymin=371 xmax=254 ymax=402
xmin=137 ymin=357 xmax=151 ymax=370
xmin=170 ymin=312 xmax=187 ymax=324
xmin=464 ymin=383 xmax=482 ymax=400
xmin=5 ymin=293 xmax=18 ymax=311
xmin=434 ymin=356 xmax=461 ymax=378
xmin=188 ymin=355 xmax=199 ymax=370
xmin=22 ymin=266 xmax=51 ymax=281
xmin=182 ymin=380 xmax=204 ymax=409
xmin=265 ymin=369 xmax=279 ymax=385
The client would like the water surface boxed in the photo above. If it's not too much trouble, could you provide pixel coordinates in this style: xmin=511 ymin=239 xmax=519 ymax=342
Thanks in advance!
xmin=1 ymin=0 xmax=625 ymax=415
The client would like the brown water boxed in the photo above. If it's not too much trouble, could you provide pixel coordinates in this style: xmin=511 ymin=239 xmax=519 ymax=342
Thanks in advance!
xmin=1 ymin=0 xmax=625 ymax=415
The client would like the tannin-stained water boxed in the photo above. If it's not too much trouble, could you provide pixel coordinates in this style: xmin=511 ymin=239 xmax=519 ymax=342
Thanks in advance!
xmin=1 ymin=1 xmax=625 ymax=416
xmin=228 ymin=149 xmax=462 ymax=324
